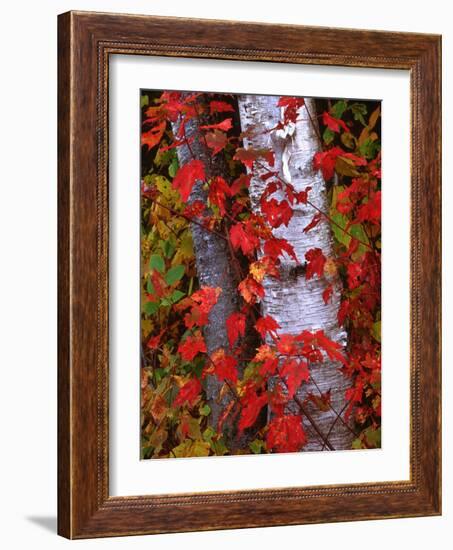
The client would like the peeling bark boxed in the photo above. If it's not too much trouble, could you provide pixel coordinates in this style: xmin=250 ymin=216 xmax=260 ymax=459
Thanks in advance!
xmin=238 ymin=95 xmax=354 ymax=451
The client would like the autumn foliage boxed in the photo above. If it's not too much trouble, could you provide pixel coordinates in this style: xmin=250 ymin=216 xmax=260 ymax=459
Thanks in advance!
xmin=140 ymin=91 xmax=381 ymax=458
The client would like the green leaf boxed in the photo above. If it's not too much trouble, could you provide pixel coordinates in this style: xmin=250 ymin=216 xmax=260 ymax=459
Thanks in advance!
xmin=358 ymin=137 xmax=381 ymax=159
xmin=372 ymin=321 xmax=381 ymax=342
xmin=168 ymin=157 xmax=179 ymax=178
xmin=190 ymin=360 xmax=204 ymax=379
xmin=149 ymin=254 xmax=165 ymax=273
xmin=199 ymin=404 xmax=211 ymax=416
xmin=350 ymin=102 xmax=367 ymax=126
xmin=331 ymin=99 xmax=348 ymax=119
xmin=140 ymin=95 xmax=149 ymax=108
xmin=143 ymin=301 xmax=159 ymax=315
xmin=170 ymin=290 xmax=185 ymax=304
xmin=364 ymin=427 xmax=381 ymax=448
xmin=243 ymin=363 xmax=259 ymax=382
xmin=154 ymin=368 xmax=166 ymax=384
xmin=141 ymin=445 xmax=153 ymax=459
xmin=323 ymin=127 xmax=335 ymax=145
xmin=249 ymin=439 xmax=265 ymax=454
xmin=146 ymin=278 xmax=155 ymax=294
xmin=154 ymin=147 xmax=172 ymax=168
xmin=211 ymin=438 xmax=228 ymax=456
xmin=330 ymin=187 xmax=369 ymax=250
xmin=165 ymin=264 xmax=185 ymax=285
xmin=352 ymin=438 xmax=362 ymax=449
xmin=161 ymin=239 xmax=175 ymax=259
xmin=203 ymin=426 xmax=216 ymax=441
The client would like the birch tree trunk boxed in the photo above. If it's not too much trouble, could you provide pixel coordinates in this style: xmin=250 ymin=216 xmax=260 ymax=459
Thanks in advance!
xmin=172 ymin=99 xmax=239 ymax=431
xmin=238 ymin=95 xmax=354 ymax=451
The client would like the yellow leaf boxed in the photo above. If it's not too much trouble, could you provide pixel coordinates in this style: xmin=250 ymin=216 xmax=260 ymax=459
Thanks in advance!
xmin=368 ymin=106 xmax=381 ymax=131
xmin=148 ymin=426 xmax=168 ymax=455
xmin=335 ymin=156 xmax=359 ymax=177
xmin=173 ymin=231 xmax=194 ymax=264
xmin=172 ymin=439 xmax=210 ymax=458
xmin=151 ymin=394 xmax=168 ymax=423
xmin=249 ymin=260 xmax=267 ymax=282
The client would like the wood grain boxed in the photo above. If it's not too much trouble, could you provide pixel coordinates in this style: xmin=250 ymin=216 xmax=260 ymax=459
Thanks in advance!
xmin=57 ymin=10 xmax=441 ymax=539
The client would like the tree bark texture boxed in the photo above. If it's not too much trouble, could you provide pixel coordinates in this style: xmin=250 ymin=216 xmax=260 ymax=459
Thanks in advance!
xmin=237 ymin=95 xmax=354 ymax=451
xmin=172 ymin=99 xmax=239 ymax=432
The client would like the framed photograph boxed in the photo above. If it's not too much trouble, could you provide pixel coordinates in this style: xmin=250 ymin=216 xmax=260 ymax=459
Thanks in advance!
xmin=58 ymin=11 xmax=441 ymax=538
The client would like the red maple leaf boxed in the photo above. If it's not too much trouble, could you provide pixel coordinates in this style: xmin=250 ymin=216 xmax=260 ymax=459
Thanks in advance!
xmin=146 ymin=330 xmax=164 ymax=350
xmin=177 ymin=332 xmax=207 ymax=361
xmin=141 ymin=120 xmax=166 ymax=150
xmin=230 ymin=173 xmax=251 ymax=196
xmin=199 ymin=118 xmax=233 ymax=132
xmin=255 ymin=315 xmax=281 ymax=339
xmin=208 ymin=176 xmax=231 ymax=215
xmin=336 ymin=198 xmax=354 ymax=215
xmin=290 ymin=186 xmax=311 ymax=205
xmin=173 ymin=377 xmax=202 ymax=407
xmin=276 ymin=334 xmax=298 ymax=356
xmin=172 ymin=159 xmax=206 ymax=202
xmin=347 ymin=262 xmax=363 ymax=290
xmin=338 ymin=299 xmax=350 ymax=326
xmin=260 ymin=198 xmax=293 ymax=228
xmin=210 ymin=349 xmax=238 ymax=383
xmin=238 ymin=386 xmax=268 ymax=432
xmin=303 ymin=212 xmax=322 ymax=233
xmin=159 ymin=91 xmax=186 ymax=121
xmin=313 ymin=147 xmax=343 ymax=181
xmin=238 ymin=276 xmax=265 ymax=304
xmin=183 ymin=200 xmax=205 ymax=219
xmin=305 ymin=248 xmax=327 ymax=279
xmin=205 ymin=130 xmax=228 ymax=156
xmin=345 ymin=381 xmax=364 ymax=420
xmin=234 ymin=147 xmax=275 ymax=169
xmin=263 ymin=238 xmax=297 ymax=262
xmin=209 ymin=100 xmax=235 ymax=114
xmin=183 ymin=286 xmax=221 ymax=328
xmin=277 ymin=96 xmax=305 ymax=125
xmin=314 ymin=330 xmax=347 ymax=365
xmin=266 ymin=415 xmax=306 ymax=453
xmin=341 ymin=152 xmax=368 ymax=166
xmin=322 ymin=284 xmax=333 ymax=304
xmin=259 ymin=357 xmax=279 ymax=377
xmin=279 ymin=358 xmax=310 ymax=398
xmin=149 ymin=270 xmax=167 ymax=298
xmin=229 ymin=222 xmax=260 ymax=257
xmin=226 ymin=311 xmax=247 ymax=347
xmin=355 ymin=191 xmax=381 ymax=225
xmin=322 ymin=111 xmax=350 ymax=133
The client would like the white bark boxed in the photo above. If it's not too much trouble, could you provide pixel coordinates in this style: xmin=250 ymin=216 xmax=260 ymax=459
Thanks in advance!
xmin=238 ymin=95 xmax=354 ymax=451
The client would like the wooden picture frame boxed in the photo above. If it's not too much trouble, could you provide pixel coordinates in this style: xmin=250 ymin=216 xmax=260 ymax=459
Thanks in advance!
xmin=58 ymin=10 xmax=441 ymax=539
